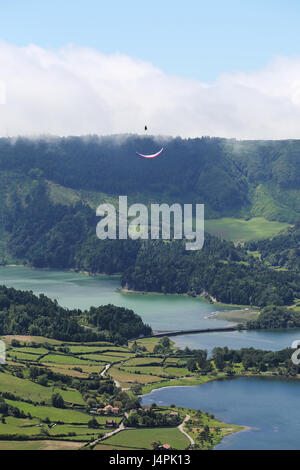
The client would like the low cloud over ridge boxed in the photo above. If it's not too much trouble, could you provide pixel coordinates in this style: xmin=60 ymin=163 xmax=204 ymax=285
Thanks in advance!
xmin=0 ymin=40 xmax=300 ymax=139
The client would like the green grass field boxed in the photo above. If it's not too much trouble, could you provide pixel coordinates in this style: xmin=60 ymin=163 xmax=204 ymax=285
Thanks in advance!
xmin=122 ymin=365 xmax=190 ymax=378
xmin=123 ymin=357 xmax=163 ymax=367
xmin=131 ymin=337 xmax=160 ymax=353
xmin=7 ymin=351 xmax=41 ymax=362
xmin=0 ymin=370 xmax=84 ymax=404
xmin=2 ymin=335 xmax=63 ymax=345
xmin=0 ymin=440 xmax=85 ymax=450
xmin=205 ymin=217 xmax=289 ymax=242
xmin=0 ymin=417 xmax=41 ymax=436
xmin=13 ymin=347 xmax=50 ymax=355
xmin=101 ymin=428 xmax=190 ymax=450
xmin=40 ymin=354 xmax=93 ymax=365
xmin=0 ymin=335 xmax=243 ymax=450
xmin=80 ymin=353 xmax=131 ymax=362
xmin=109 ymin=367 xmax=163 ymax=387
xmin=141 ymin=375 xmax=221 ymax=394
xmin=67 ymin=345 xmax=129 ymax=354
xmin=5 ymin=400 xmax=95 ymax=424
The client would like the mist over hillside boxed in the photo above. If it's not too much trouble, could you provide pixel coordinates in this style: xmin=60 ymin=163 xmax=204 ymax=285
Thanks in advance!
xmin=0 ymin=135 xmax=300 ymax=222
xmin=0 ymin=134 xmax=300 ymax=306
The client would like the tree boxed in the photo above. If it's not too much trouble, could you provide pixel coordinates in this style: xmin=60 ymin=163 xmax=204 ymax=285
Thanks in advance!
xmin=214 ymin=354 xmax=225 ymax=371
xmin=152 ymin=441 xmax=162 ymax=450
xmin=88 ymin=418 xmax=99 ymax=429
xmin=126 ymin=413 xmax=139 ymax=427
xmin=187 ymin=359 xmax=197 ymax=372
xmin=161 ymin=337 xmax=171 ymax=349
xmin=51 ymin=393 xmax=65 ymax=409
xmin=37 ymin=374 xmax=48 ymax=386
xmin=131 ymin=382 xmax=142 ymax=395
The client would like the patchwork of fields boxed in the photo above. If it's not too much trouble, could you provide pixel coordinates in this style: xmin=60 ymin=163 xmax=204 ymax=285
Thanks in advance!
xmin=0 ymin=334 xmax=242 ymax=451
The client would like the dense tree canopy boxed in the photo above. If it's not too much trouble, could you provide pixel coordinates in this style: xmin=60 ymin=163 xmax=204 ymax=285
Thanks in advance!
xmin=122 ymin=239 xmax=300 ymax=307
xmin=1 ymin=135 xmax=300 ymax=309
xmin=0 ymin=286 xmax=152 ymax=342
xmin=246 ymin=305 xmax=300 ymax=330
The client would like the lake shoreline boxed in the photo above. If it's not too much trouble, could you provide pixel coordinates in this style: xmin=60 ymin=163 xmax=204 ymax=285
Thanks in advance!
xmin=1 ymin=264 xmax=259 ymax=314
xmin=141 ymin=371 xmax=300 ymax=396
xmin=141 ymin=374 xmax=300 ymax=449
xmin=141 ymin=377 xmax=258 ymax=449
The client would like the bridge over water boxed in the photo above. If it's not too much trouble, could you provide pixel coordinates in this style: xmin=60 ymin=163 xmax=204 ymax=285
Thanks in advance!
xmin=135 ymin=325 xmax=238 ymax=340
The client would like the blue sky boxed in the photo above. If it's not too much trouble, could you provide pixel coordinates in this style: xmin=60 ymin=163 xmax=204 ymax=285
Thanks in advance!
xmin=1 ymin=0 xmax=300 ymax=81
xmin=1 ymin=1 xmax=300 ymax=138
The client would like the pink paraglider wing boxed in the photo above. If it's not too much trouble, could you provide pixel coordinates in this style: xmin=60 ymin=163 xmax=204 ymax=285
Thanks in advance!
xmin=136 ymin=148 xmax=164 ymax=159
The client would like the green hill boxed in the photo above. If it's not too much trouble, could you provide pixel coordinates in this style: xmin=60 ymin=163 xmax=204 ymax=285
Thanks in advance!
xmin=1 ymin=135 xmax=300 ymax=222
xmin=0 ymin=135 xmax=300 ymax=307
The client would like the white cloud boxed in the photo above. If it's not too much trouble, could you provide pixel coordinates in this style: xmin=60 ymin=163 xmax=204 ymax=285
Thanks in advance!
xmin=0 ymin=79 xmax=6 ymax=105
xmin=0 ymin=41 xmax=300 ymax=139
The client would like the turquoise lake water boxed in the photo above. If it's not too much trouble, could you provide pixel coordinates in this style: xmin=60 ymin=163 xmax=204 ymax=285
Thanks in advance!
xmin=1 ymin=265 xmax=300 ymax=449
xmin=0 ymin=266 xmax=232 ymax=331
xmin=142 ymin=377 xmax=300 ymax=450
xmin=0 ymin=266 xmax=298 ymax=353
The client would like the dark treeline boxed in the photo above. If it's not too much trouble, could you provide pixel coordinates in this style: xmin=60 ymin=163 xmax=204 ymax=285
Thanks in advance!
xmin=125 ymin=407 xmax=181 ymax=428
xmin=184 ymin=345 xmax=298 ymax=375
xmin=121 ymin=239 xmax=300 ymax=307
xmin=2 ymin=136 xmax=300 ymax=308
xmin=4 ymin=181 xmax=141 ymax=272
xmin=245 ymin=305 xmax=300 ymax=330
xmin=87 ymin=304 xmax=151 ymax=339
xmin=0 ymin=396 xmax=27 ymax=419
xmin=2 ymin=135 xmax=300 ymax=220
xmin=0 ymin=286 xmax=151 ymax=342
xmin=246 ymin=224 xmax=300 ymax=272
xmin=0 ymin=136 xmax=249 ymax=215
xmin=4 ymin=181 xmax=300 ymax=307
xmin=211 ymin=346 xmax=296 ymax=374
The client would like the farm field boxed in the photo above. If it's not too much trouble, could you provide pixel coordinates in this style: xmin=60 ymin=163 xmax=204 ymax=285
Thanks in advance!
xmin=122 ymin=365 xmax=191 ymax=378
xmin=5 ymin=400 xmax=96 ymax=424
xmin=80 ymin=353 xmax=131 ymax=362
xmin=205 ymin=217 xmax=289 ymax=243
xmin=124 ymin=357 xmax=163 ymax=367
xmin=0 ymin=440 xmax=85 ymax=450
xmin=0 ymin=370 xmax=84 ymax=404
xmin=0 ymin=334 xmax=242 ymax=450
xmin=7 ymin=351 xmax=41 ymax=362
xmin=108 ymin=367 xmax=163 ymax=387
xmin=129 ymin=338 xmax=160 ymax=353
xmin=99 ymin=428 xmax=190 ymax=450
xmin=40 ymin=354 xmax=96 ymax=365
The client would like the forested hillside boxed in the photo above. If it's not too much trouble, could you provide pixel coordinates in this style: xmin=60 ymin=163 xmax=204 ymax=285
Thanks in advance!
xmin=1 ymin=135 xmax=300 ymax=221
xmin=246 ymin=224 xmax=300 ymax=272
xmin=121 ymin=239 xmax=300 ymax=307
xmin=0 ymin=136 xmax=248 ymax=216
xmin=0 ymin=286 xmax=151 ymax=342
xmin=1 ymin=135 xmax=300 ymax=307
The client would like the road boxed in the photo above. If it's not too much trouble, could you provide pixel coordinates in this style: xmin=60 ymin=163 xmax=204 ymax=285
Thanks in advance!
xmin=178 ymin=415 xmax=195 ymax=446
xmin=100 ymin=362 xmax=123 ymax=389
xmin=86 ymin=421 xmax=125 ymax=449
xmin=100 ymin=363 xmax=111 ymax=377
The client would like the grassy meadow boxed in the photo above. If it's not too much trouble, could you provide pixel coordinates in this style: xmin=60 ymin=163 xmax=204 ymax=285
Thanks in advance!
xmin=205 ymin=217 xmax=289 ymax=243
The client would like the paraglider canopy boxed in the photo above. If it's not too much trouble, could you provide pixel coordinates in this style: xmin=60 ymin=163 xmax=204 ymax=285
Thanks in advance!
xmin=136 ymin=148 xmax=164 ymax=159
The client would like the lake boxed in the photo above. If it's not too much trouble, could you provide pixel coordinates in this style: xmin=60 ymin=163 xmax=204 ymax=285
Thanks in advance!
xmin=172 ymin=329 xmax=300 ymax=354
xmin=142 ymin=377 xmax=300 ymax=450
xmin=0 ymin=266 xmax=298 ymax=353
xmin=1 ymin=266 xmax=300 ymax=449
xmin=0 ymin=266 xmax=233 ymax=331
